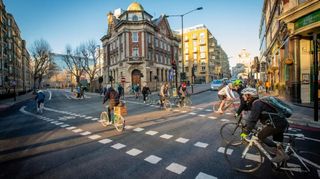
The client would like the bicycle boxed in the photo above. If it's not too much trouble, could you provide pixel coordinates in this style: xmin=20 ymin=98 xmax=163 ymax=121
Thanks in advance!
xmin=224 ymin=130 xmax=320 ymax=178
xmin=99 ymin=102 xmax=126 ymax=132
xmin=173 ymin=95 xmax=192 ymax=108
xmin=36 ymin=101 xmax=44 ymax=114
xmin=220 ymin=114 xmax=244 ymax=145
xmin=161 ymin=96 xmax=172 ymax=111
xmin=213 ymin=99 xmax=239 ymax=113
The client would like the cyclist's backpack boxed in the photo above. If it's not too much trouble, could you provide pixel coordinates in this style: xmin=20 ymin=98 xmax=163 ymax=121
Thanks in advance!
xmin=259 ymin=96 xmax=293 ymax=118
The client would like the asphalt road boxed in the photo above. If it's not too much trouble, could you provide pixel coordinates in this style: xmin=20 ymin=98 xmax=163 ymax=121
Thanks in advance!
xmin=0 ymin=89 xmax=319 ymax=179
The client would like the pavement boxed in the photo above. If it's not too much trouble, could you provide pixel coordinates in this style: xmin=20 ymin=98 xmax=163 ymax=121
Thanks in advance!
xmin=1 ymin=85 xmax=319 ymax=129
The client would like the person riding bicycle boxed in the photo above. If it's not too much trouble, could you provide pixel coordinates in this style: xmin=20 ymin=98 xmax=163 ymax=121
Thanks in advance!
xmin=35 ymin=90 xmax=45 ymax=113
xmin=159 ymin=82 xmax=169 ymax=108
xmin=233 ymin=79 xmax=248 ymax=116
xmin=103 ymin=86 xmax=120 ymax=125
xmin=178 ymin=82 xmax=188 ymax=107
xmin=216 ymin=83 xmax=236 ymax=114
xmin=142 ymin=83 xmax=151 ymax=103
xmin=240 ymin=87 xmax=289 ymax=163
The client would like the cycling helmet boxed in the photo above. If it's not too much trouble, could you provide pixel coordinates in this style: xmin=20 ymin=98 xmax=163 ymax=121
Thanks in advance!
xmin=227 ymin=83 xmax=233 ymax=89
xmin=38 ymin=90 xmax=43 ymax=93
xmin=181 ymin=83 xmax=187 ymax=88
xmin=233 ymin=79 xmax=242 ymax=86
xmin=241 ymin=87 xmax=258 ymax=97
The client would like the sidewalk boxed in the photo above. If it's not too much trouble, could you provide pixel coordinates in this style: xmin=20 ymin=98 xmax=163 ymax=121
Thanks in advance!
xmin=0 ymin=92 xmax=34 ymax=112
xmin=260 ymin=91 xmax=320 ymax=129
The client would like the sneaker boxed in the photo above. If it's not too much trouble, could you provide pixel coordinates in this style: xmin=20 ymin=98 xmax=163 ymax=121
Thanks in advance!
xmin=271 ymin=148 xmax=289 ymax=163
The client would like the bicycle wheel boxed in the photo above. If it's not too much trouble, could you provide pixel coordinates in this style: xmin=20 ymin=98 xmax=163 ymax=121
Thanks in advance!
xmin=173 ymin=98 xmax=180 ymax=107
xmin=220 ymin=122 xmax=242 ymax=145
xmin=213 ymin=101 xmax=220 ymax=112
xmin=99 ymin=112 xmax=109 ymax=127
xmin=184 ymin=98 xmax=192 ymax=108
xmin=163 ymin=100 xmax=172 ymax=110
xmin=114 ymin=115 xmax=125 ymax=132
xmin=283 ymin=151 xmax=320 ymax=179
xmin=224 ymin=141 xmax=263 ymax=173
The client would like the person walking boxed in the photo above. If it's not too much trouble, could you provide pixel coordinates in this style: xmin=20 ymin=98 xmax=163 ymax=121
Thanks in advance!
xmin=117 ymin=84 xmax=124 ymax=99
xmin=142 ymin=83 xmax=151 ymax=103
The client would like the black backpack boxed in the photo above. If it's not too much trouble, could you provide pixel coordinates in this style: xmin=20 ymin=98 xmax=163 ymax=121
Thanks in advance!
xmin=260 ymin=96 xmax=293 ymax=118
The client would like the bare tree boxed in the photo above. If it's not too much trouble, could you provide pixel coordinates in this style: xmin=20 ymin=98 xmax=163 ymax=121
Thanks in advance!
xmin=80 ymin=40 xmax=101 ymax=92
xmin=63 ymin=45 xmax=85 ymax=87
xmin=30 ymin=39 xmax=52 ymax=90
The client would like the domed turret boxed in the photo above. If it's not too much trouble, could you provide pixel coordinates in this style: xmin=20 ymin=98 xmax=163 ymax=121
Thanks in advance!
xmin=127 ymin=2 xmax=144 ymax=11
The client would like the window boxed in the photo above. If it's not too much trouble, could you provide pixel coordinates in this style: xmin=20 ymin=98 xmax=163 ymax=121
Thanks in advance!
xmin=148 ymin=34 xmax=152 ymax=43
xmin=185 ymin=43 xmax=188 ymax=48
xmin=200 ymin=32 xmax=205 ymax=38
xmin=202 ymin=66 xmax=206 ymax=71
xmin=193 ymin=54 xmax=197 ymax=60
xmin=193 ymin=40 xmax=197 ymax=46
xmin=199 ymin=39 xmax=205 ymax=44
xmin=132 ymin=15 xmax=138 ymax=21
xmin=133 ymin=48 xmax=139 ymax=57
xmin=155 ymin=38 xmax=158 ymax=47
xmin=200 ymin=53 xmax=206 ymax=59
xmin=150 ymin=71 xmax=152 ymax=82
xmin=132 ymin=32 xmax=138 ymax=42
xmin=185 ymin=55 xmax=189 ymax=61
xmin=200 ymin=46 xmax=205 ymax=52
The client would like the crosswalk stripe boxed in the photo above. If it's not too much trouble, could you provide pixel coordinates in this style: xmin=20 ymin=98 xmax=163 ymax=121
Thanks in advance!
xmin=66 ymin=126 xmax=76 ymax=130
xmin=98 ymin=138 xmax=112 ymax=144
xmin=88 ymin=135 xmax=101 ymax=140
xmin=111 ymin=143 xmax=126 ymax=150
xmin=217 ymin=147 xmax=233 ymax=155
xmin=126 ymin=148 xmax=143 ymax=156
xmin=166 ymin=163 xmax=186 ymax=174
xmin=195 ymin=172 xmax=217 ymax=179
xmin=146 ymin=131 xmax=158 ymax=136
xmin=72 ymin=129 xmax=83 ymax=133
xmin=133 ymin=127 xmax=144 ymax=132
xmin=144 ymin=155 xmax=162 ymax=164
xmin=194 ymin=142 xmax=209 ymax=148
xmin=160 ymin=134 xmax=173 ymax=139
xmin=208 ymin=116 xmax=217 ymax=120
xmin=175 ymin=137 xmax=189 ymax=143
xmin=80 ymin=131 xmax=92 ymax=136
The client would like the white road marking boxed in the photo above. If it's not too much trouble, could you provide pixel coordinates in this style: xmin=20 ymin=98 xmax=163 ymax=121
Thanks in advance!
xmin=91 ymin=118 xmax=99 ymax=121
xmin=111 ymin=143 xmax=126 ymax=150
xmin=80 ymin=131 xmax=92 ymax=136
xmin=189 ymin=112 xmax=197 ymax=115
xmin=198 ymin=114 xmax=206 ymax=117
xmin=125 ymin=125 xmax=134 ymax=129
xmin=173 ymin=109 xmax=180 ymax=112
xmin=146 ymin=131 xmax=158 ymax=136
xmin=72 ymin=129 xmax=83 ymax=133
xmin=191 ymin=106 xmax=195 ymax=109
xmin=197 ymin=108 xmax=204 ymax=110
xmin=88 ymin=135 xmax=101 ymax=140
xmin=217 ymin=147 xmax=233 ymax=155
xmin=195 ymin=172 xmax=217 ymax=179
xmin=317 ymin=169 xmax=320 ymax=178
xmin=166 ymin=163 xmax=187 ymax=174
xmin=55 ymin=122 xmax=64 ymax=125
xmin=48 ymin=90 xmax=52 ymax=100
xmin=65 ymin=116 xmax=76 ymax=119
xmin=144 ymin=155 xmax=162 ymax=164
xmin=133 ymin=127 xmax=144 ymax=132
xmin=226 ymin=113 xmax=233 ymax=115
xmin=85 ymin=116 xmax=92 ymax=119
xmin=194 ymin=142 xmax=209 ymax=148
xmin=98 ymin=139 xmax=113 ymax=144
xmin=220 ymin=119 xmax=230 ymax=122
xmin=66 ymin=126 xmax=76 ymax=130
xmin=175 ymin=137 xmax=189 ymax=143
xmin=126 ymin=148 xmax=143 ymax=156
xmin=205 ymin=109 xmax=213 ymax=112
xmin=50 ymin=121 xmax=58 ymax=124
xmin=60 ymin=124 xmax=70 ymax=128
xmin=160 ymin=134 xmax=173 ymax=139
xmin=180 ymin=110 xmax=187 ymax=113
xmin=208 ymin=116 xmax=217 ymax=120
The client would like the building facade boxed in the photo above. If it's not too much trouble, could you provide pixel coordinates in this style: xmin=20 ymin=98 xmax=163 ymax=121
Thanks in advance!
xmin=177 ymin=24 xmax=230 ymax=83
xmin=0 ymin=0 xmax=32 ymax=97
xmin=101 ymin=2 xmax=180 ymax=91
xmin=259 ymin=0 xmax=320 ymax=104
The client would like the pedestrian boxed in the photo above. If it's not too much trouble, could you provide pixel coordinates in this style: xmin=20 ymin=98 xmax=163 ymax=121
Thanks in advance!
xmin=134 ymin=84 xmax=140 ymax=99
xmin=265 ymin=81 xmax=271 ymax=93
xmin=142 ymin=83 xmax=151 ymax=103
xmin=118 ymin=84 xmax=124 ymax=99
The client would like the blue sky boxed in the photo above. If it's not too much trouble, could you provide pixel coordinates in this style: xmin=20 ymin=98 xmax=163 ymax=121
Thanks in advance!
xmin=3 ymin=0 xmax=263 ymax=67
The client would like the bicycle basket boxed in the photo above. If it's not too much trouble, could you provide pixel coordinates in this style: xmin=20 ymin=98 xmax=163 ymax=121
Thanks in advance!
xmin=114 ymin=106 xmax=127 ymax=116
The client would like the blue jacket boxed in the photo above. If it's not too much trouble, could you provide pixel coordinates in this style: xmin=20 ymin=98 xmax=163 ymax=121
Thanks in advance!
xmin=35 ymin=92 xmax=45 ymax=101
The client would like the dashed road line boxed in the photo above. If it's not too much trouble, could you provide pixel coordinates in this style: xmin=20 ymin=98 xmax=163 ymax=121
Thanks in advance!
xmin=198 ymin=114 xmax=206 ymax=117
xmin=72 ymin=129 xmax=83 ymax=133
xmin=166 ymin=163 xmax=186 ymax=174
xmin=217 ymin=147 xmax=233 ymax=155
xmin=205 ymin=109 xmax=213 ymax=112
xmin=175 ymin=137 xmax=189 ymax=143
xmin=133 ymin=127 xmax=144 ymax=132
xmin=80 ymin=131 xmax=92 ymax=136
xmin=220 ymin=119 xmax=230 ymax=122
xmin=98 ymin=138 xmax=113 ymax=144
xmin=66 ymin=126 xmax=76 ymax=130
xmin=144 ymin=155 xmax=162 ymax=164
xmin=160 ymin=134 xmax=173 ymax=139
xmin=126 ymin=148 xmax=143 ymax=156
xmin=60 ymin=124 xmax=70 ymax=128
xmin=125 ymin=125 xmax=134 ymax=129
xmin=194 ymin=142 xmax=209 ymax=148
xmin=195 ymin=172 xmax=217 ymax=179
xmin=111 ymin=143 xmax=126 ymax=150
xmin=189 ymin=112 xmax=197 ymax=115
xmin=88 ymin=135 xmax=101 ymax=140
xmin=146 ymin=131 xmax=158 ymax=136
xmin=208 ymin=116 xmax=217 ymax=120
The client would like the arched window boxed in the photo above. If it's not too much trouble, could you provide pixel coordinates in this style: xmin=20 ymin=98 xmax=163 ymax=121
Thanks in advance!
xmin=132 ymin=15 xmax=138 ymax=21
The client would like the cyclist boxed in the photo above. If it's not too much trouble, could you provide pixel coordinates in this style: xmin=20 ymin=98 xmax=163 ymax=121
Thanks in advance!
xmin=35 ymin=90 xmax=45 ymax=113
xmin=178 ymin=82 xmax=188 ymax=107
xmin=216 ymin=83 xmax=236 ymax=114
xmin=103 ymin=85 xmax=120 ymax=125
xmin=240 ymin=87 xmax=289 ymax=163
xmin=233 ymin=79 xmax=248 ymax=116
xmin=159 ymin=82 xmax=169 ymax=108
xmin=142 ymin=83 xmax=151 ymax=103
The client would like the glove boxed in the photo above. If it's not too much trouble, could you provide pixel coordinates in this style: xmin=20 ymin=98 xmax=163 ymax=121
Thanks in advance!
xmin=240 ymin=132 xmax=248 ymax=138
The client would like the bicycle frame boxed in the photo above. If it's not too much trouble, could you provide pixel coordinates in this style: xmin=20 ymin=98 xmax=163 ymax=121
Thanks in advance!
xmin=242 ymin=136 xmax=272 ymax=162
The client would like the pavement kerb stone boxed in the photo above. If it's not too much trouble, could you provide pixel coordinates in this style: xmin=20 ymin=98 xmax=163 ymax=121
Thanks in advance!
xmin=0 ymin=92 xmax=34 ymax=112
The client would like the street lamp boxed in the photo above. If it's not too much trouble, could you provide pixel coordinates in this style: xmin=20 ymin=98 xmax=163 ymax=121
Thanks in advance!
xmin=165 ymin=7 xmax=203 ymax=81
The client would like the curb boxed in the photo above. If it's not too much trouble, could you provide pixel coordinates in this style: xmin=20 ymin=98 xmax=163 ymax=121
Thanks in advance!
xmin=288 ymin=119 xmax=320 ymax=129
xmin=190 ymin=89 xmax=211 ymax=96
xmin=0 ymin=95 xmax=34 ymax=112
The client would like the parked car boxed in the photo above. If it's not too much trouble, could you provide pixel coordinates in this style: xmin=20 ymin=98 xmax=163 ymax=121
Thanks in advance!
xmin=211 ymin=80 xmax=223 ymax=91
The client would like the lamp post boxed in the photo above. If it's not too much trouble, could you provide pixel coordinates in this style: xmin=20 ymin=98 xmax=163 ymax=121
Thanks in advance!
xmin=165 ymin=7 xmax=203 ymax=82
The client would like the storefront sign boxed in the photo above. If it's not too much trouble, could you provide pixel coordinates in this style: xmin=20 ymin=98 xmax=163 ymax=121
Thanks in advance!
xmin=295 ymin=10 xmax=320 ymax=30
